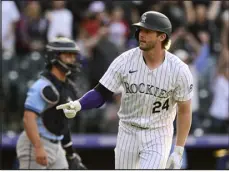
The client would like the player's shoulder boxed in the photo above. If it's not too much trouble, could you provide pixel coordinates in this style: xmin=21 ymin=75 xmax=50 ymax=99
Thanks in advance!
xmin=28 ymin=77 xmax=56 ymax=96
xmin=29 ymin=78 xmax=51 ymax=92
xmin=28 ymin=77 xmax=59 ymax=104
xmin=166 ymin=51 xmax=189 ymax=70
xmin=115 ymin=47 xmax=141 ymax=64
xmin=121 ymin=47 xmax=140 ymax=57
xmin=30 ymin=77 xmax=51 ymax=90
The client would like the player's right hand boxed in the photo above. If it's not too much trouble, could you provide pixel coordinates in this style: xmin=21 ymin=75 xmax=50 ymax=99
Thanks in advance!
xmin=166 ymin=146 xmax=184 ymax=169
xmin=35 ymin=146 xmax=48 ymax=166
xmin=56 ymin=100 xmax=82 ymax=118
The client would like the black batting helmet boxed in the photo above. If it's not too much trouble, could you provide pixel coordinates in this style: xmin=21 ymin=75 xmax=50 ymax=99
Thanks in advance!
xmin=45 ymin=37 xmax=81 ymax=75
xmin=133 ymin=11 xmax=172 ymax=40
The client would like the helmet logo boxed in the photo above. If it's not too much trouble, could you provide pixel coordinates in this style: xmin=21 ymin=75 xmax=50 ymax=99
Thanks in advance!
xmin=141 ymin=14 xmax=147 ymax=23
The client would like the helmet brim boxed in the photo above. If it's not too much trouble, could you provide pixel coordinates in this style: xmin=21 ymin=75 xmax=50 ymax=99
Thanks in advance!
xmin=133 ymin=22 xmax=163 ymax=33
xmin=132 ymin=22 xmax=171 ymax=37
xmin=133 ymin=22 xmax=153 ymax=30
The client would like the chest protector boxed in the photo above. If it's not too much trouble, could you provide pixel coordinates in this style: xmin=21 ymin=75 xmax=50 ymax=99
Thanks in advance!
xmin=40 ymin=71 xmax=78 ymax=136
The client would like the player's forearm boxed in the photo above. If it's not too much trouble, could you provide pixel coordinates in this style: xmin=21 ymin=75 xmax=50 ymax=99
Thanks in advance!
xmin=57 ymin=88 xmax=109 ymax=118
xmin=78 ymin=83 xmax=114 ymax=110
xmin=23 ymin=111 xmax=42 ymax=148
xmin=175 ymin=111 xmax=192 ymax=147
xmin=79 ymin=89 xmax=105 ymax=110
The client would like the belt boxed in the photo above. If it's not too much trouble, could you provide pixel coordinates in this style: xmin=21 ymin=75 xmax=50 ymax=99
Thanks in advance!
xmin=40 ymin=135 xmax=59 ymax=144
xmin=131 ymin=124 xmax=149 ymax=130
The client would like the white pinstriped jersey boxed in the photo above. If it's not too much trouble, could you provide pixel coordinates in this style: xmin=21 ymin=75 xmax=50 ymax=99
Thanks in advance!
xmin=100 ymin=47 xmax=193 ymax=129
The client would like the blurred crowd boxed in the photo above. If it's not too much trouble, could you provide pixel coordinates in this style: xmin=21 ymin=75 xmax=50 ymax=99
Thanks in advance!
xmin=1 ymin=1 xmax=229 ymax=135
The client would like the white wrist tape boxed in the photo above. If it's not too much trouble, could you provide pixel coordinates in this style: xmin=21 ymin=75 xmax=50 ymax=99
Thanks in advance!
xmin=71 ymin=100 xmax=82 ymax=111
xmin=174 ymin=146 xmax=184 ymax=156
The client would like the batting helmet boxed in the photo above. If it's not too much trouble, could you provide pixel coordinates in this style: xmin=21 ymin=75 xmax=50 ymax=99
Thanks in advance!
xmin=45 ymin=37 xmax=81 ymax=75
xmin=133 ymin=11 xmax=172 ymax=40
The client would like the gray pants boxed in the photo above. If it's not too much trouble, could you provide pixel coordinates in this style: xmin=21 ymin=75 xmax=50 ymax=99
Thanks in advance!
xmin=16 ymin=131 xmax=68 ymax=169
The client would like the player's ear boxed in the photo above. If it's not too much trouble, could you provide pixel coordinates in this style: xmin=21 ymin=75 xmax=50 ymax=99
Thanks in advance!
xmin=159 ymin=33 xmax=166 ymax=42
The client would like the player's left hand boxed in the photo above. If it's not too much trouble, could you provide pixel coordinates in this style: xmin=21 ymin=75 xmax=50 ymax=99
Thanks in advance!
xmin=166 ymin=146 xmax=184 ymax=169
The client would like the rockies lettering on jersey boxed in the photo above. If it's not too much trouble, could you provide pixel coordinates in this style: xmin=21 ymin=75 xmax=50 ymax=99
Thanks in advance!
xmin=100 ymin=47 xmax=193 ymax=129
xmin=123 ymin=82 xmax=173 ymax=98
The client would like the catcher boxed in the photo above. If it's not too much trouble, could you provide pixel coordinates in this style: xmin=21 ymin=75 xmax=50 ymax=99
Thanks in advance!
xmin=16 ymin=37 xmax=87 ymax=169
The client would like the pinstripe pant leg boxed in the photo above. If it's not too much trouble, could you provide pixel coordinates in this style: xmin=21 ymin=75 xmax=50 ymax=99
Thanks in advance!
xmin=115 ymin=125 xmax=139 ymax=169
xmin=139 ymin=135 xmax=172 ymax=169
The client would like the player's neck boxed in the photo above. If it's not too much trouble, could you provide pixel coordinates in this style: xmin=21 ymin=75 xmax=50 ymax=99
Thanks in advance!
xmin=51 ymin=67 xmax=66 ymax=82
xmin=142 ymin=47 xmax=165 ymax=70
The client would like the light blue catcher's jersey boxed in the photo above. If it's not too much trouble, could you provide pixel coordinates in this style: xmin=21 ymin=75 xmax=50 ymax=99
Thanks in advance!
xmin=24 ymin=77 xmax=63 ymax=141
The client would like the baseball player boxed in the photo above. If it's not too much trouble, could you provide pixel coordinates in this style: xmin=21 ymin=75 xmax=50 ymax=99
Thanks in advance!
xmin=57 ymin=11 xmax=193 ymax=169
xmin=16 ymin=37 xmax=87 ymax=169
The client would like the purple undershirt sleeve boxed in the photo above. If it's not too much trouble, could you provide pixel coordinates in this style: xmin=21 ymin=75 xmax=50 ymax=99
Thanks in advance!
xmin=79 ymin=89 xmax=105 ymax=110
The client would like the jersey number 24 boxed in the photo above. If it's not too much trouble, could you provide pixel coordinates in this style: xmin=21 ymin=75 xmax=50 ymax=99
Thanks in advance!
xmin=152 ymin=98 xmax=169 ymax=113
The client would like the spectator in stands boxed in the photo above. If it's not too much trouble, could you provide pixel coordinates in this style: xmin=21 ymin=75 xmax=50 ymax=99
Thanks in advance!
xmin=170 ymin=26 xmax=211 ymax=76
xmin=81 ymin=1 xmax=108 ymax=37
xmin=16 ymin=1 xmax=48 ymax=55
xmin=76 ymin=1 xmax=110 ymax=61
xmin=220 ymin=7 xmax=228 ymax=51
xmin=185 ymin=1 xmax=222 ymax=54
xmin=208 ymin=7 xmax=229 ymax=134
xmin=88 ymin=22 xmax=119 ymax=89
xmin=108 ymin=6 xmax=129 ymax=52
xmin=209 ymin=54 xmax=229 ymax=133
xmin=2 ymin=1 xmax=20 ymax=56
xmin=160 ymin=1 xmax=186 ymax=32
xmin=80 ymin=22 xmax=119 ymax=132
xmin=76 ymin=20 xmax=109 ymax=61
xmin=46 ymin=1 xmax=73 ymax=41
xmin=189 ymin=31 xmax=211 ymax=75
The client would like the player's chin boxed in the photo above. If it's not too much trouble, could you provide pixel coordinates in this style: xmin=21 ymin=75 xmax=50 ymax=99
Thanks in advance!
xmin=139 ymin=42 xmax=145 ymax=48
xmin=139 ymin=45 xmax=148 ymax=51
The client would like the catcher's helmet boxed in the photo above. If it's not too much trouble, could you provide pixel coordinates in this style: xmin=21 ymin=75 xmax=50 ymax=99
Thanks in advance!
xmin=45 ymin=37 xmax=81 ymax=75
xmin=133 ymin=11 xmax=172 ymax=40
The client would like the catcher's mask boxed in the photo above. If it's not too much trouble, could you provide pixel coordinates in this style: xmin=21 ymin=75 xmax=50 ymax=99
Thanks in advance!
xmin=45 ymin=37 xmax=81 ymax=75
